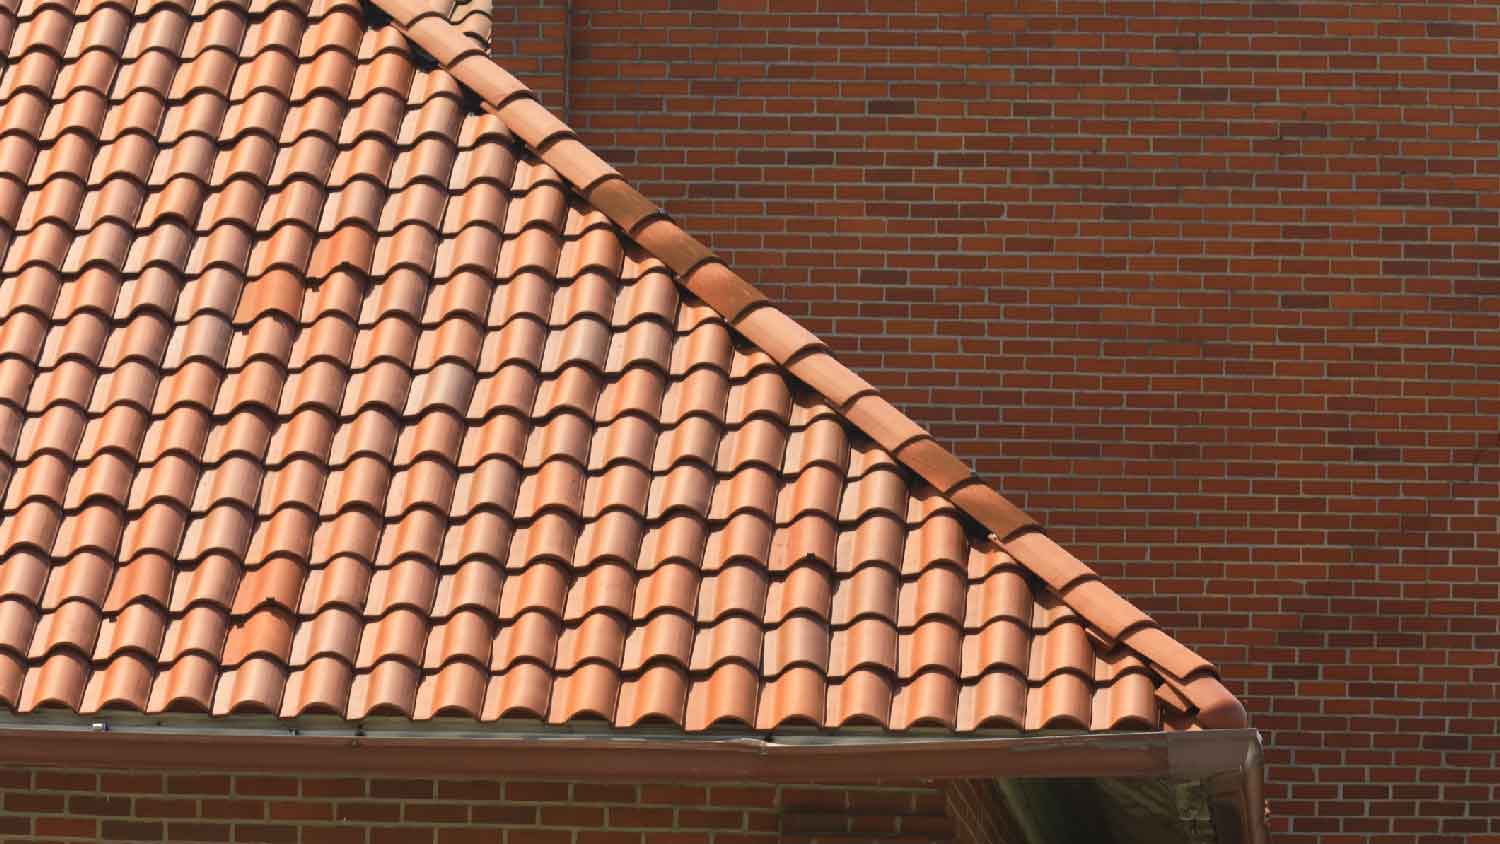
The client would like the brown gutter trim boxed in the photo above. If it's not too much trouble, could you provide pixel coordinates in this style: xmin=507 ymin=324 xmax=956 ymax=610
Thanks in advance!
xmin=0 ymin=722 xmax=1257 ymax=784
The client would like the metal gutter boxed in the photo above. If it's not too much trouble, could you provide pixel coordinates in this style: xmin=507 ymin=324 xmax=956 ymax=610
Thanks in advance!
xmin=0 ymin=715 xmax=1266 ymax=843
xmin=0 ymin=712 xmax=1254 ymax=781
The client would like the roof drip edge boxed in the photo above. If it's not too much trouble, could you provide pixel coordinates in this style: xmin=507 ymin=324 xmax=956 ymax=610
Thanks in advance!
xmin=0 ymin=711 xmax=1262 ymax=785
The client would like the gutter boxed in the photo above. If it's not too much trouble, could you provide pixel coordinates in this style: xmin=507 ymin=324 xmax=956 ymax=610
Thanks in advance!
xmin=0 ymin=714 xmax=1252 ymax=782
xmin=0 ymin=713 xmax=1264 ymax=842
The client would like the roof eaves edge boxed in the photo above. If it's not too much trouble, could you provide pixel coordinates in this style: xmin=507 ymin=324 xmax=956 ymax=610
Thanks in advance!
xmin=367 ymin=0 xmax=1246 ymax=731
xmin=0 ymin=712 xmax=1263 ymax=783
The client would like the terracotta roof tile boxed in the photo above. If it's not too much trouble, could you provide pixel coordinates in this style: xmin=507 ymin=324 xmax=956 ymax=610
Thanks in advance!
xmin=0 ymin=0 xmax=1246 ymax=733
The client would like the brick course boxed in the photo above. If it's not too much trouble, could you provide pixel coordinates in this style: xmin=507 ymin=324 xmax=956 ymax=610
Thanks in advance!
xmin=490 ymin=0 xmax=571 ymax=114
xmin=495 ymin=2 xmax=1500 ymax=842
xmin=0 ymin=768 xmax=952 ymax=844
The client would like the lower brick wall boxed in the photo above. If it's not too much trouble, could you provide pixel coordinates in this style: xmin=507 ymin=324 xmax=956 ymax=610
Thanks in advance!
xmin=0 ymin=767 xmax=953 ymax=844
xmin=941 ymin=780 xmax=1015 ymax=844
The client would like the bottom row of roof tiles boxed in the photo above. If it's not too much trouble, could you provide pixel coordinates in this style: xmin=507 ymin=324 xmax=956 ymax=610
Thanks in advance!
xmin=0 ymin=545 xmax=1165 ymax=731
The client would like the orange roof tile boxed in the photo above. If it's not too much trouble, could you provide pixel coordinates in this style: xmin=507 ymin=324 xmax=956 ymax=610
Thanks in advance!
xmin=0 ymin=0 xmax=1245 ymax=732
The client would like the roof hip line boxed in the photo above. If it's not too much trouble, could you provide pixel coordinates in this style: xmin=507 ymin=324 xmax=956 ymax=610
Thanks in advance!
xmin=367 ymin=0 xmax=1247 ymax=730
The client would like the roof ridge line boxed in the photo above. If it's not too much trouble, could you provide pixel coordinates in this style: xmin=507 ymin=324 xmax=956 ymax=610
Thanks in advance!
xmin=368 ymin=0 xmax=1247 ymax=730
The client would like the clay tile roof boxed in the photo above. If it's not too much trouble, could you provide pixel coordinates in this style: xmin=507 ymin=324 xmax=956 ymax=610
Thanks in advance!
xmin=0 ymin=0 xmax=1245 ymax=733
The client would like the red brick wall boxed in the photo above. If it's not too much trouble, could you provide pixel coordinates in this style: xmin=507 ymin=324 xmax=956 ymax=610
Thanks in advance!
xmin=942 ymin=780 xmax=1023 ymax=844
xmin=490 ymin=0 xmax=571 ymax=114
xmin=503 ymin=3 xmax=1500 ymax=842
xmin=0 ymin=767 xmax=952 ymax=843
